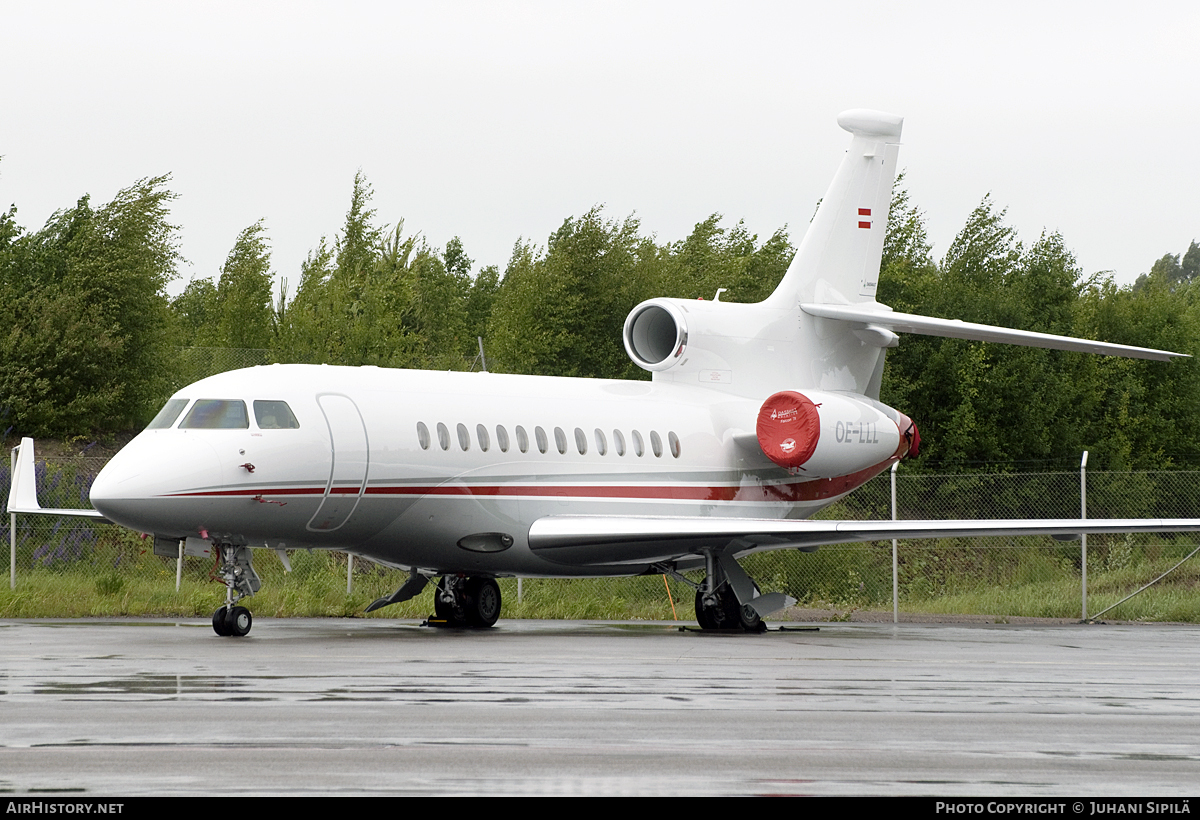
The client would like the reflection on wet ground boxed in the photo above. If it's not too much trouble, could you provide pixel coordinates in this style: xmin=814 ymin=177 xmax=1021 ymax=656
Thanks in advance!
xmin=2 ymin=618 xmax=1200 ymax=795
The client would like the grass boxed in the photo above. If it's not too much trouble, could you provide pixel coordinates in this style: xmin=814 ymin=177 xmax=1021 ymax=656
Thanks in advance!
xmin=0 ymin=552 xmax=696 ymax=622
xmin=899 ymin=553 xmax=1200 ymax=622
xmin=3 ymin=530 xmax=1199 ymax=623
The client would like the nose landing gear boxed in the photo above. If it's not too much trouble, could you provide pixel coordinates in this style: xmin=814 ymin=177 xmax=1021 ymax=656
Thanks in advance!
xmin=212 ymin=605 xmax=253 ymax=637
xmin=210 ymin=544 xmax=261 ymax=637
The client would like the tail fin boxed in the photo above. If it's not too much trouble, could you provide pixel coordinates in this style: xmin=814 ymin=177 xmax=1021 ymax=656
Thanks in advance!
xmin=765 ymin=109 xmax=902 ymax=309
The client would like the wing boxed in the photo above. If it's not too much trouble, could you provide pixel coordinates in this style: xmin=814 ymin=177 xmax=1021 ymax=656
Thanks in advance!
xmin=6 ymin=438 xmax=108 ymax=520
xmin=527 ymin=515 xmax=1200 ymax=567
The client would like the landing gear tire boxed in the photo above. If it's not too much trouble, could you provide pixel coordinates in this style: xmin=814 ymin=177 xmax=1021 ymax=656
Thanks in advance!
xmin=736 ymin=601 xmax=763 ymax=632
xmin=696 ymin=589 xmax=734 ymax=630
xmin=695 ymin=587 xmax=762 ymax=632
xmin=212 ymin=606 xmax=231 ymax=636
xmin=435 ymin=576 xmax=501 ymax=628
xmin=225 ymin=605 xmax=252 ymax=637
xmin=465 ymin=577 xmax=501 ymax=628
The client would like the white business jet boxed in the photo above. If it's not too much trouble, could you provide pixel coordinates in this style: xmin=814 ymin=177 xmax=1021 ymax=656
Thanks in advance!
xmin=10 ymin=110 xmax=1199 ymax=636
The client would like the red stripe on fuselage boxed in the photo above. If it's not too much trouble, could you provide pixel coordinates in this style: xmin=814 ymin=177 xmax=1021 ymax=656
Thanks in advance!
xmin=160 ymin=459 xmax=894 ymax=505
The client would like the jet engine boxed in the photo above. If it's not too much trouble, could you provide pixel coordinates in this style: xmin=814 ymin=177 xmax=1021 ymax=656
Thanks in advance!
xmin=623 ymin=299 xmax=689 ymax=372
xmin=756 ymin=390 xmax=919 ymax=477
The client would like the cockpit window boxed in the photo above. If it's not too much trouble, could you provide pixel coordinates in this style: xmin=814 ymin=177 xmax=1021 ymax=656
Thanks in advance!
xmin=253 ymin=400 xmax=300 ymax=429
xmin=146 ymin=398 xmax=189 ymax=429
xmin=180 ymin=399 xmax=250 ymax=429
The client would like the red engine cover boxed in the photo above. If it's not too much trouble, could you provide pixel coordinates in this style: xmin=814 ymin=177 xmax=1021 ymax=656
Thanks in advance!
xmin=756 ymin=391 xmax=820 ymax=468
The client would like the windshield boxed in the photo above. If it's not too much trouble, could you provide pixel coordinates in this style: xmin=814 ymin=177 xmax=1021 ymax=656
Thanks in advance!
xmin=146 ymin=398 xmax=189 ymax=429
xmin=180 ymin=399 xmax=250 ymax=429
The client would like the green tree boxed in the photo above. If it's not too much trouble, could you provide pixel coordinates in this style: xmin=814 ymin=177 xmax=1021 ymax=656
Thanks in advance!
xmin=170 ymin=278 xmax=218 ymax=346
xmin=1077 ymin=272 xmax=1200 ymax=468
xmin=879 ymin=195 xmax=1098 ymax=469
xmin=466 ymin=264 xmax=501 ymax=347
xmin=0 ymin=177 xmax=179 ymax=436
xmin=672 ymin=215 xmax=792 ymax=303
xmin=488 ymin=210 xmax=659 ymax=379
xmin=215 ymin=220 xmax=274 ymax=350
xmin=273 ymin=174 xmax=480 ymax=369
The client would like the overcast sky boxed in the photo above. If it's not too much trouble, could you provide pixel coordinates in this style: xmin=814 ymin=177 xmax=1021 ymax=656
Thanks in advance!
xmin=2 ymin=1 xmax=1197 ymax=300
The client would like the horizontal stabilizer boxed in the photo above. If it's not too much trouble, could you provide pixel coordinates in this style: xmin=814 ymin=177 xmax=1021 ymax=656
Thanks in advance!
xmin=800 ymin=303 xmax=1187 ymax=361
xmin=7 ymin=438 xmax=108 ymax=520
xmin=528 ymin=514 xmax=1200 ymax=566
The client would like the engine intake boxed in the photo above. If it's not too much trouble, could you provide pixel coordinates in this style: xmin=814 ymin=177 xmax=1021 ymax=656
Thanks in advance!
xmin=624 ymin=300 xmax=688 ymax=372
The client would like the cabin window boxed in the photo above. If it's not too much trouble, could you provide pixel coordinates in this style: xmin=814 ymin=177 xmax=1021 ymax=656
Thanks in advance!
xmin=650 ymin=430 xmax=663 ymax=458
xmin=535 ymin=426 xmax=548 ymax=454
xmin=554 ymin=427 xmax=567 ymax=455
xmin=516 ymin=426 xmax=529 ymax=453
xmin=574 ymin=427 xmax=587 ymax=455
xmin=416 ymin=421 xmax=431 ymax=450
xmin=496 ymin=425 xmax=510 ymax=453
xmin=180 ymin=399 xmax=249 ymax=429
xmin=476 ymin=424 xmax=490 ymax=452
xmin=668 ymin=431 xmax=681 ymax=458
xmin=147 ymin=398 xmax=188 ymax=429
xmin=631 ymin=430 xmax=645 ymax=457
xmin=594 ymin=428 xmax=607 ymax=456
xmin=437 ymin=422 xmax=450 ymax=451
xmin=457 ymin=423 xmax=470 ymax=451
xmin=253 ymin=400 xmax=300 ymax=429
xmin=613 ymin=429 xmax=626 ymax=457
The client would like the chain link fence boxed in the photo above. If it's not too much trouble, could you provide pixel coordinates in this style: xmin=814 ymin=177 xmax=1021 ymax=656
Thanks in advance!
xmin=5 ymin=452 xmax=1199 ymax=622
xmin=172 ymin=347 xmax=272 ymax=388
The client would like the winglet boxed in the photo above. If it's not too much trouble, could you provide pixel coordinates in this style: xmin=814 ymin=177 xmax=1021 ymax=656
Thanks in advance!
xmin=7 ymin=438 xmax=107 ymax=519
xmin=8 ymin=438 xmax=43 ymax=514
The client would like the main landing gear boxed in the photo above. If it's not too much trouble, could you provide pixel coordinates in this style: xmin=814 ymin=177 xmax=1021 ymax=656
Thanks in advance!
xmin=694 ymin=585 xmax=763 ymax=632
xmin=210 ymin=544 xmax=261 ymax=637
xmin=365 ymin=570 xmax=502 ymax=627
xmin=434 ymin=575 xmax=502 ymax=628
xmin=683 ymin=550 xmax=796 ymax=633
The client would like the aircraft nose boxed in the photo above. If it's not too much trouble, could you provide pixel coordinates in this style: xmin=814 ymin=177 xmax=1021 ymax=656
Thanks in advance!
xmin=90 ymin=433 xmax=223 ymax=533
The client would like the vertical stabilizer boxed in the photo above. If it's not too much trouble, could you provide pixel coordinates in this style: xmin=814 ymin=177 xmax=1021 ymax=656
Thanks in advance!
xmin=765 ymin=110 xmax=902 ymax=309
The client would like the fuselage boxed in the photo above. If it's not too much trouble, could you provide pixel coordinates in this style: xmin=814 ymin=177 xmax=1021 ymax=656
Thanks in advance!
xmin=89 ymin=363 xmax=902 ymax=578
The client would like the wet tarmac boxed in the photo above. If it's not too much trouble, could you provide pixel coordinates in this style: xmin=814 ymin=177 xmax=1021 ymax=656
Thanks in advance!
xmin=1 ymin=618 xmax=1198 ymax=796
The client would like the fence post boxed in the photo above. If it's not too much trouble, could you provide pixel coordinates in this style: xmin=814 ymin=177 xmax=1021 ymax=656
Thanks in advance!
xmin=347 ymin=553 xmax=354 ymax=595
xmin=9 ymin=444 xmax=17 ymax=589
xmin=891 ymin=460 xmax=899 ymax=624
xmin=1081 ymin=451 xmax=1088 ymax=621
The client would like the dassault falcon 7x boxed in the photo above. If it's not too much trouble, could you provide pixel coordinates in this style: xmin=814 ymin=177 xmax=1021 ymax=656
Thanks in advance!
xmin=10 ymin=109 xmax=1200 ymax=636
